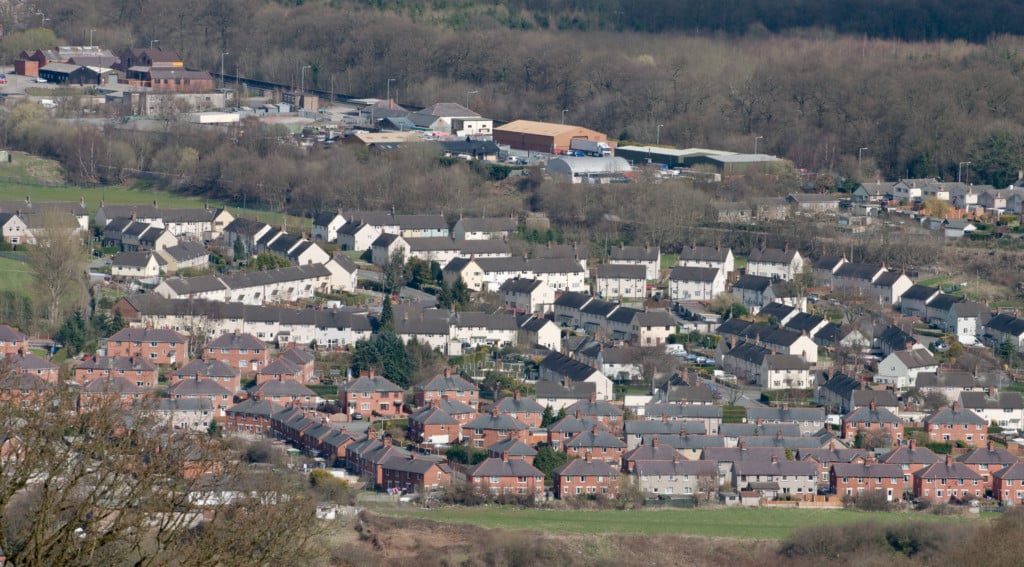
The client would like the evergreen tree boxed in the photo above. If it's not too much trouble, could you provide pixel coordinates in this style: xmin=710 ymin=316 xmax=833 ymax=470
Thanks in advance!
xmin=351 ymin=330 xmax=412 ymax=388
xmin=541 ymin=405 xmax=556 ymax=427
xmin=109 ymin=311 xmax=127 ymax=334
xmin=379 ymin=296 xmax=394 ymax=332
xmin=233 ymin=237 xmax=246 ymax=262
xmin=534 ymin=446 xmax=570 ymax=483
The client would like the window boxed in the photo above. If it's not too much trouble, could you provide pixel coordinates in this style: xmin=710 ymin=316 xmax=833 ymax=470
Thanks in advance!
xmin=490 ymin=476 xmax=499 ymax=484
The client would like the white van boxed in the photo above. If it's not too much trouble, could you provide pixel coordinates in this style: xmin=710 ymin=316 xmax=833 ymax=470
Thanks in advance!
xmin=39 ymin=99 xmax=56 ymax=109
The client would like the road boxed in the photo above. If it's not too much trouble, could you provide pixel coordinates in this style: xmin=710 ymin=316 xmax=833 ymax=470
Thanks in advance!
xmin=699 ymin=376 xmax=764 ymax=407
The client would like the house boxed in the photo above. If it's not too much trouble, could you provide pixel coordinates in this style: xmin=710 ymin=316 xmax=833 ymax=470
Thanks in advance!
xmin=443 ymin=257 xmax=484 ymax=292
xmin=913 ymin=455 xmax=984 ymax=503
xmin=0 ymin=325 xmax=29 ymax=356
xmin=204 ymin=332 xmax=269 ymax=374
xmin=249 ymin=378 xmax=318 ymax=408
xmin=413 ymin=369 xmax=479 ymax=408
xmin=486 ymin=439 xmax=537 ymax=464
xmin=632 ymin=456 xmax=720 ymax=500
xmin=254 ymin=358 xmax=303 ymax=385
xmin=957 ymin=442 xmax=1018 ymax=489
xmin=985 ymin=313 xmax=1024 ymax=352
xmin=552 ymin=291 xmax=593 ymax=328
xmin=874 ymin=349 xmax=939 ymax=389
xmin=677 ymin=244 xmax=735 ymax=274
xmin=798 ymin=444 xmax=869 ymax=486
xmin=395 ymin=214 xmax=449 ymax=239
xmin=336 ymin=371 xmax=404 ymax=421
xmin=312 ymin=210 xmax=347 ymax=243
xmin=812 ymin=255 xmax=847 ymax=286
xmin=462 ymin=409 xmax=529 ymax=448
xmin=831 ymin=262 xmax=886 ymax=294
xmin=537 ymin=351 xmax=613 ymax=401
xmin=959 ymin=390 xmax=1024 ymax=432
xmin=79 ymin=376 xmax=145 ymax=411
xmin=668 ymin=266 xmax=726 ymax=303
xmin=746 ymin=246 xmax=804 ymax=281
xmin=877 ymin=440 xmax=941 ymax=483
xmin=564 ymin=395 xmax=625 ymax=433
xmin=631 ymin=310 xmax=676 ymax=347
xmin=871 ymin=271 xmax=914 ymax=306
xmin=157 ymin=207 xmax=234 ymax=241
xmin=841 ymin=401 xmax=904 ymax=447
xmin=643 ymin=404 xmax=723 ymax=434
xmin=900 ymin=285 xmax=941 ymax=317
xmin=595 ymin=264 xmax=647 ymax=299
xmin=451 ymin=216 xmax=517 ymax=240
xmin=7 ymin=352 xmax=59 ymax=383
xmin=717 ymin=321 xmax=819 ymax=364
xmin=500 ymin=278 xmax=555 ymax=314
xmin=876 ymin=325 xmax=917 ymax=356
xmin=379 ymin=454 xmax=451 ymax=494
xmin=732 ymin=275 xmax=776 ymax=313
xmin=553 ymin=453 xmax=620 ymax=499
xmin=622 ymin=436 xmax=683 ymax=472
xmin=516 ymin=314 xmax=560 ymax=351
xmin=943 ymin=219 xmax=977 ymax=239
xmin=535 ymin=380 xmax=596 ymax=414
xmin=786 ymin=193 xmax=841 ymax=213
xmin=493 ymin=391 xmax=546 ymax=428
xmin=916 ymin=371 xmax=984 ymax=404
xmin=946 ymin=301 xmax=990 ymax=338
xmin=110 ymin=251 xmax=163 ymax=279
xmin=370 ymin=234 xmax=410 ymax=267
xmin=164 ymin=378 xmax=233 ymax=415
xmin=992 ymin=462 xmax=1024 ymax=505
xmin=732 ymin=456 xmax=817 ymax=499
xmin=745 ymin=406 xmax=826 ymax=435
xmin=449 ymin=311 xmax=518 ymax=350
xmin=73 ymin=356 xmax=159 ymax=389
xmin=107 ymin=328 xmax=188 ymax=366
xmin=461 ymin=453 xmax=545 ymax=499
xmin=0 ymin=213 xmax=33 ymax=245
xmin=830 ymin=461 xmax=905 ymax=501
xmin=155 ymin=242 xmax=209 ymax=274
xmin=563 ymin=426 xmax=626 ymax=464
xmin=408 ymin=404 xmax=460 ymax=446
xmin=152 ymin=398 xmax=215 ymax=432
xmin=608 ymin=244 xmax=660 ymax=280
xmin=474 ymin=257 xmax=588 ymax=294
xmin=171 ymin=359 xmax=240 ymax=394
xmin=336 ymin=221 xmax=382 ymax=252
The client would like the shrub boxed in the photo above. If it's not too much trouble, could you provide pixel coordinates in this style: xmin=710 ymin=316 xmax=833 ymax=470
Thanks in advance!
xmin=309 ymin=469 xmax=357 ymax=504
xmin=842 ymin=491 xmax=892 ymax=511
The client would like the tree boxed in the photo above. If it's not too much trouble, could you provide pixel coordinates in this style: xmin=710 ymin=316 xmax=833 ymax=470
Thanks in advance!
xmin=922 ymin=197 xmax=952 ymax=218
xmin=249 ymin=252 xmax=290 ymax=271
xmin=708 ymin=294 xmax=748 ymax=319
xmin=541 ymin=405 xmax=556 ymax=427
xmin=379 ymin=295 xmax=395 ymax=332
xmin=55 ymin=311 xmax=92 ymax=357
xmin=533 ymin=446 xmax=570 ymax=483
xmin=381 ymin=250 xmax=408 ymax=295
xmin=233 ymin=237 xmax=246 ymax=262
xmin=28 ymin=211 xmax=88 ymax=326
xmin=0 ymin=383 xmax=325 ymax=566
xmin=351 ymin=331 xmax=413 ymax=388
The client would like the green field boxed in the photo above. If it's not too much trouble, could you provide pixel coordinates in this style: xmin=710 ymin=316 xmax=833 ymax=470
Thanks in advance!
xmin=660 ymin=253 xmax=678 ymax=269
xmin=0 ymin=256 xmax=34 ymax=296
xmin=380 ymin=507 xmax=974 ymax=540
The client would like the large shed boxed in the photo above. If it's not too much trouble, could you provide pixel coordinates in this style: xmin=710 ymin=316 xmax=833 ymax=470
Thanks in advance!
xmin=547 ymin=156 xmax=632 ymax=184
xmin=38 ymin=63 xmax=101 ymax=85
xmin=494 ymin=120 xmax=610 ymax=154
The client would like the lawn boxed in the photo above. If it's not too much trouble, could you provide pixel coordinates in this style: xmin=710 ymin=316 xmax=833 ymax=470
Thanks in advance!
xmin=660 ymin=253 xmax=678 ymax=269
xmin=916 ymin=275 xmax=951 ymax=287
xmin=379 ymin=506 xmax=972 ymax=540
xmin=0 ymin=255 xmax=34 ymax=296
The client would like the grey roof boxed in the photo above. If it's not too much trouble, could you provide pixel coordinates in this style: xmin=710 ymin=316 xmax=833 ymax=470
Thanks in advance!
xmin=633 ymin=459 xmax=717 ymax=476
xmin=534 ymin=380 xmax=594 ymax=400
xmin=162 ymin=241 xmax=208 ymax=262
xmin=554 ymin=291 xmax=593 ymax=309
xmin=82 ymin=376 xmax=143 ymax=394
xmin=993 ymin=462 xmax=1024 ymax=481
xmin=677 ymin=245 xmax=730 ymax=264
xmin=9 ymin=352 xmax=57 ymax=372
xmin=759 ymin=302 xmax=796 ymax=322
xmin=914 ymin=460 xmax=983 ymax=481
xmin=548 ymin=415 xmax=603 ymax=434
xmin=834 ymin=262 xmax=885 ymax=281
xmin=596 ymin=263 xmax=646 ymax=279
xmin=532 ymin=242 xmax=589 ymax=261
xmin=225 ymin=398 xmax=283 ymax=418
xmin=465 ymin=457 xmax=543 ymax=479
xmin=951 ymin=301 xmax=990 ymax=318
xmin=451 ymin=311 xmax=518 ymax=331
xmin=851 ymin=390 xmax=899 ymax=408
xmin=784 ymin=312 xmax=825 ymax=334
xmin=639 ymin=434 xmax=724 ymax=450
xmin=891 ymin=349 xmax=938 ymax=369
xmin=746 ymin=407 xmax=825 ymax=423
xmin=421 ymin=102 xmax=481 ymax=118
xmin=258 ymin=358 xmax=301 ymax=376
xmin=166 ymin=378 xmax=231 ymax=397
xmin=720 ymin=423 xmax=801 ymax=437
xmin=960 ymin=391 xmax=1024 ymax=411
xmin=819 ymin=372 xmax=861 ymax=399
xmin=206 ymin=332 xmax=264 ymax=350
xmin=844 ymin=405 xmax=902 ymax=425
xmin=724 ymin=342 xmax=772 ymax=365
xmin=926 ymin=293 xmax=962 ymax=311
xmin=831 ymin=462 xmax=903 ymax=478
xmin=109 ymin=327 xmax=187 ymax=343
xmin=878 ymin=444 xmax=941 ymax=465
xmin=902 ymin=285 xmax=941 ymax=302
xmin=766 ymin=354 xmax=810 ymax=371
xmin=632 ymin=310 xmax=676 ymax=327
xmin=582 ymin=299 xmax=619 ymax=317
xmin=0 ymin=325 xmax=28 ymax=343
xmin=157 ymin=398 xmax=214 ymax=412
xmin=668 ymin=266 xmax=720 ymax=283
xmin=872 ymin=271 xmax=906 ymax=287
xmin=111 ymin=251 xmax=157 ymax=268
xmin=457 ymin=216 xmax=516 ymax=233
xmin=733 ymin=274 xmax=772 ymax=292
xmin=380 ymin=454 xmax=448 ymax=475
xmin=553 ymin=457 xmax=620 ymax=477
xmin=395 ymin=213 xmax=447 ymax=231
xmin=409 ymin=406 xmax=458 ymax=426
xmin=957 ymin=445 xmax=1017 ymax=466
xmin=701 ymin=446 xmax=788 ymax=463
xmin=747 ymin=247 xmax=798 ymax=265
xmin=160 ymin=275 xmax=227 ymax=295
xmin=986 ymin=313 xmax=1024 ymax=337
xmin=877 ymin=325 xmax=916 ymax=350
xmin=733 ymin=459 xmax=816 ymax=476
xmin=539 ymin=351 xmax=599 ymax=382
xmin=487 ymin=438 xmax=537 ymax=457
xmin=416 ymin=373 xmax=479 ymax=394
xmin=622 ymin=441 xmax=679 ymax=462
xmin=75 ymin=355 xmax=157 ymax=373
xmin=813 ymin=255 xmax=846 ymax=271
xmin=609 ymin=245 xmax=659 ymax=262
xmin=564 ymin=429 xmax=626 ymax=449
xmin=606 ymin=306 xmax=641 ymax=325
xmin=797 ymin=447 xmax=868 ymax=464
xmin=499 ymin=277 xmax=545 ymax=294
xmin=625 ymin=420 xmax=707 ymax=436
xmin=494 ymin=394 xmax=545 ymax=414
xmin=464 ymin=413 xmax=529 ymax=432
xmin=738 ymin=436 xmax=824 ymax=449
xmin=643 ymin=404 xmax=722 ymax=420
xmin=337 ymin=375 xmax=403 ymax=394
xmin=916 ymin=371 xmax=976 ymax=389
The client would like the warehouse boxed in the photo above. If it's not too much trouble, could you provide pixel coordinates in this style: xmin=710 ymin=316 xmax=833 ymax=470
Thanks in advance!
xmin=547 ymin=156 xmax=632 ymax=184
xmin=494 ymin=120 xmax=610 ymax=154
xmin=38 ymin=63 xmax=101 ymax=85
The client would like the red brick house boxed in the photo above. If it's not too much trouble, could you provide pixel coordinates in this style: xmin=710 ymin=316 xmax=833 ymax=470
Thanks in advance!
xmin=547 ymin=411 xmax=605 ymax=449
xmin=487 ymin=438 xmax=538 ymax=464
xmin=107 ymin=328 xmax=188 ymax=366
xmin=956 ymin=442 xmax=1019 ymax=488
xmin=0 ymin=325 xmax=29 ymax=356
xmin=74 ymin=356 xmax=159 ymax=388
xmin=563 ymin=395 xmax=625 ymax=434
xmin=223 ymin=398 xmax=283 ymax=435
xmin=913 ymin=454 xmax=984 ymax=503
xmin=877 ymin=439 xmax=942 ymax=483
xmin=204 ymin=332 xmax=269 ymax=374
xmin=797 ymin=443 xmax=869 ymax=487
xmin=992 ymin=462 xmax=1024 ymax=505
xmin=923 ymin=402 xmax=988 ymax=446
xmin=379 ymin=454 xmax=452 ymax=494
xmin=7 ymin=352 xmax=58 ymax=383
xmin=254 ymin=358 xmax=304 ymax=385
xmin=78 ymin=377 xmax=145 ymax=411
xmin=413 ymin=369 xmax=479 ymax=408
xmin=463 ymin=408 xmax=529 ymax=448
xmin=249 ymin=378 xmax=317 ymax=409
xmin=165 ymin=378 xmax=233 ymax=415
xmin=435 ymin=396 xmax=478 ymax=425
xmin=622 ymin=436 xmax=680 ymax=472
xmin=492 ymin=391 xmax=545 ymax=428
xmin=170 ymin=359 xmax=240 ymax=393
xmin=336 ymin=370 xmax=404 ymax=421
xmin=0 ymin=373 xmax=51 ymax=408
xmin=462 ymin=453 xmax=545 ymax=498
xmin=830 ymin=460 xmax=905 ymax=501
xmin=564 ymin=425 xmax=626 ymax=465
xmin=841 ymin=400 xmax=904 ymax=447
xmin=408 ymin=403 xmax=460 ymax=445
xmin=278 ymin=348 xmax=316 ymax=383
xmin=553 ymin=452 xmax=620 ymax=499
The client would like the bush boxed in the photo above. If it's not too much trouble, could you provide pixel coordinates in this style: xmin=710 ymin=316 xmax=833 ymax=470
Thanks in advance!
xmin=842 ymin=491 xmax=892 ymax=511
xmin=309 ymin=469 xmax=357 ymax=504
xmin=244 ymin=440 xmax=281 ymax=464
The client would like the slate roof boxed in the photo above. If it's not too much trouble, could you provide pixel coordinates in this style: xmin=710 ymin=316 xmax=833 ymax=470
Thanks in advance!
xmin=464 ymin=413 xmax=529 ymax=432
xmin=409 ymin=406 xmax=458 ymax=426
xmin=733 ymin=274 xmax=772 ymax=292
xmin=465 ymin=457 xmax=543 ymax=479
xmin=626 ymin=421 xmax=707 ymax=436
xmin=960 ymin=391 xmax=1024 ymax=411
xmin=701 ymin=446 xmax=788 ymax=463
xmin=416 ymin=373 xmax=479 ymax=394
xmin=797 ymin=447 xmax=868 ymax=464
xmin=831 ymin=462 xmax=903 ymax=478
xmin=548 ymin=415 xmax=604 ymax=434
xmin=834 ymin=262 xmax=885 ymax=281
xmin=0 ymin=324 xmax=28 ymax=343
xmin=554 ymin=291 xmax=593 ymax=309
xmin=747 ymin=247 xmax=798 ymax=265
xmin=814 ymin=255 xmax=846 ymax=271
xmin=733 ymin=459 xmax=816 ymax=476
xmin=166 ymin=378 xmax=231 ymax=397
xmin=878 ymin=444 xmax=941 ymax=465
xmin=487 ymin=438 xmax=537 ymax=457
xmin=993 ymin=462 xmax=1024 ymax=481
xmin=609 ymin=245 xmax=659 ymax=262
xmin=986 ymin=313 xmax=1024 ymax=337
xmin=902 ymin=285 xmax=941 ymax=302
xmin=914 ymin=459 xmax=983 ymax=481
xmin=553 ymin=457 xmax=619 ymax=477
xmin=75 ymin=355 xmax=157 ymax=373
xmin=457 ymin=216 xmax=517 ymax=233
xmin=225 ymin=398 xmax=283 ymax=418
xmin=746 ymin=407 xmax=825 ymax=423
xmin=337 ymin=375 xmax=403 ymax=394
xmin=596 ymin=264 xmax=646 ymax=279
xmin=851 ymin=390 xmax=899 ymax=408
xmin=499 ymin=277 xmax=545 ymax=294
xmin=956 ymin=445 xmax=1018 ymax=466
xmin=161 ymin=242 xmax=208 ymax=262
xmin=565 ymin=429 xmax=626 ymax=449
xmin=109 ymin=327 xmax=187 ymax=343
xmin=784 ymin=312 xmax=825 ymax=334
xmin=632 ymin=310 xmax=677 ymax=328
xmin=819 ymin=372 xmax=861 ymax=399
xmin=891 ymin=349 xmax=938 ymax=369
xmin=257 ymin=358 xmax=302 ymax=377
xmin=534 ymin=380 xmax=594 ymax=400
xmin=451 ymin=311 xmax=517 ymax=330
xmin=877 ymin=325 xmax=916 ymax=351
xmin=539 ymin=351 xmax=599 ymax=382
xmin=633 ymin=459 xmax=717 ymax=476
xmin=677 ymin=245 xmax=730 ymax=264
xmin=844 ymin=405 xmax=902 ymax=425
xmin=759 ymin=302 xmax=796 ymax=322
xmin=668 ymin=266 xmax=720 ymax=283
xmin=643 ymin=404 xmax=723 ymax=420
xmin=206 ymin=332 xmax=264 ymax=350
xmin=720 ymin=423 xmax=801 ymax=437
xmin=926 ymin=293 xmax=962 ymax=311
xmin=494 ymin=394 xmax=545 ymax=414
xmin=82 ymin=376 xmax=143 ymax=394
xmin=872 ymin=271 xmax=906 ymax=287
xmin=916 ymin=371 xmax=976 ymax=389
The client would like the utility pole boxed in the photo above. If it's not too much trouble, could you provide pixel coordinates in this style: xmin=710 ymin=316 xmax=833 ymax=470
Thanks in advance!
xmin=220 ymin=52 xmax=229 ymax=90
xmin=754 ymin=135 xmax=763 ymax=154
xmin=561 ymin=109 xmax=568 ymax=124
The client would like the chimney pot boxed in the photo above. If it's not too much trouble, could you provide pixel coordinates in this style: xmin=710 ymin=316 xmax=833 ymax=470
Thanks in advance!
xmin=651 ymin=436 xmax=659 ymax=448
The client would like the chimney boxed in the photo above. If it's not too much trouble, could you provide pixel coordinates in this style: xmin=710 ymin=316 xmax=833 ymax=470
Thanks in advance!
xmin=908 ymin=439 xmax=916 ymax=450
xmin=575 ymin=409 xmax=582 ymax=419
xmin=869 ymin=399 xmax=876 ymax=411
xmin=952 ymin=401 xmax=960 ymax=412
xmin=782 ymin=403 xmax=789 ymax=411
xmin=988 ymin=440 xmax=995 ymax=452
xmin=651 ymin=436 xmax=659 ymax=448
xmin=776 ymin=429 xmax=783 ymax=440
xmin=756 ymin=416 xmax=763 ymax=426
xmin=514 ymin=390 xmax=521 ymax=401
xmin=585 ymin=451 xmax=593 ymax=463
xmin=673 ymin=453 xmax=680 ymax=463
xmin=444 ymin=367 xmax=450 ymax=378
xmin=771 ymin=454 xmax=778 ymax=464
xmin=563 ymin=376 xmax=570 ymax=388
xmin=409 ymin=452 xmax=416 ymax=460
xmin=680 ymin=425 xmax=687 ymax=436
xmin=383 ymin=436 xmax=392 ymax=447
xmin=491 ymin=406 xmax=499 ymax=417
xmin=501 ymin=451 xmax=510 ymax=462
xmin=589 ymin=392 xmax=597 ymax=403
xmin=592 ymin=424 xmax=600 ymax=435
xmin=662 ymin=414 xmax=668 ymax=423
xmin=945 ymin=454 xmax=953 ymax=466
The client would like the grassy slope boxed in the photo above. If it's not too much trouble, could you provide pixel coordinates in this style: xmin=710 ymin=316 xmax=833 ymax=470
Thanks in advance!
xmin=380 ymin=507 xmax=972 ymax=539
xmin=0 ymin=255 xmax=34 ymax=296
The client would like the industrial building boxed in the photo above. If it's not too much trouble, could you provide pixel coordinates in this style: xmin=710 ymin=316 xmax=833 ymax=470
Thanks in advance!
xmin=494 ymin=120 xmax=611 ymax=154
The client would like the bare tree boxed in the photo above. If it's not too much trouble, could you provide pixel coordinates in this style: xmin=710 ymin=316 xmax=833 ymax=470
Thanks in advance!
xmin=27 ymin=210 xmax=89 ymax=326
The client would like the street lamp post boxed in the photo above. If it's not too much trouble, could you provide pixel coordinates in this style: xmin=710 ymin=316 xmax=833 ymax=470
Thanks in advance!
xmin=220 ymin=52 xmax=229 ymax=90
xmin=89 ymin=29 xmax=96 ymax=48
xmin=386 ymin=78 xmax=396 ymax=105
xmin=958 ymin=161 xmax=972 ymax=184
xmin=858 ymin=147 xmax=868 ymax=164
xmin=150 ymin=39 xmax=159 ymax=50
xmin=561 ymin=109 xmax=568 ymax=124
xmin=656 ymin=124 xmax=664 ymax=145
xmin=754 ymin=135 xmax=763 ymax=154
xmin=300 ymin=64 xmax=311 ymax=92
xmin=466 ymin=90 xmax=478 ymax=110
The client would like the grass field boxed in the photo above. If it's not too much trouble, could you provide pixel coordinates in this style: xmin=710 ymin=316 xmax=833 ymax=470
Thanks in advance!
xmin=0 ymin=255 xmax=34 ymax=296
xmin=660 ymin=253 xmax=678 ymax=269
xmin=379 ymin=506 xmax=974 ymax=540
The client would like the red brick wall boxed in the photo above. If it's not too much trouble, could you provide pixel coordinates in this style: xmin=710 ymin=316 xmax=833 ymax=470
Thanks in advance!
xmin=926 ymin=423 xmax=987 ymax=446
xmin=109 ymin=340 xmax=187 ymax=366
